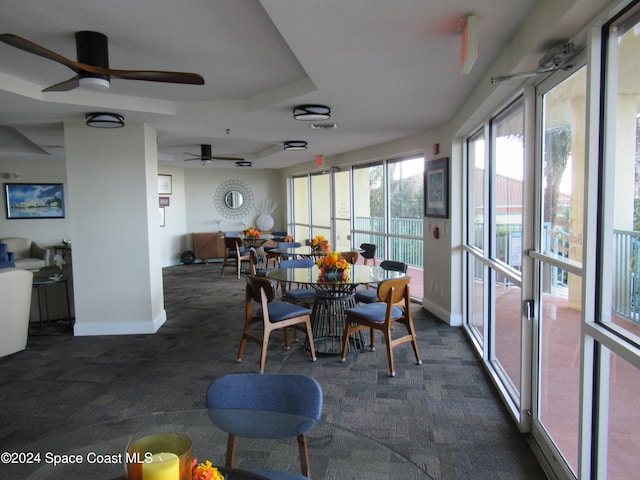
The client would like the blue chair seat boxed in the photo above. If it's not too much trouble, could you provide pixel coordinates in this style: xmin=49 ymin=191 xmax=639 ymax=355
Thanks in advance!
xmin=284 ymin=288 xmax=316 ymax=300
xmin=354 ymin=289 xmax=377 ymax=304
xmin=345 ymin=302 xmax=403 ymax=323
xmin=264 ymin=301 xmax=312 ymax=322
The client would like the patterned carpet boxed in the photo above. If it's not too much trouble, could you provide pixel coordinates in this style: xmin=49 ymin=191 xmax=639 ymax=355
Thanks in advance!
xmin=0 ymin=264 xmax=547 ymax=479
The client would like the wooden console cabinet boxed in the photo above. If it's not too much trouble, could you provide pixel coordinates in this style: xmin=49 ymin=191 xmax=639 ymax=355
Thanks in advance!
xmin=193 ymin=232 xmax=226 ymax=261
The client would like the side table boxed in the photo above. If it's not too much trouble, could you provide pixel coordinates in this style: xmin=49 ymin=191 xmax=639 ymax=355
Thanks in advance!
xmin=31 ymin=267 xmax=73 ymax=326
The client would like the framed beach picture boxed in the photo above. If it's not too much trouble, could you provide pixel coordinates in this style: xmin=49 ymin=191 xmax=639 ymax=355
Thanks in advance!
xmin=424 ymin=157 xmax=449 ymax=218
xmin=5 ymin=183 xmax=65 ymax=219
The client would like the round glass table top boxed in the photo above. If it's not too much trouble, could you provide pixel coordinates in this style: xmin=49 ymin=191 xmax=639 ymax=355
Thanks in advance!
xmin=266 ymin=264 xmax=405 ymax=286
xmin=6 ymin=409 xmax=429 ymax=479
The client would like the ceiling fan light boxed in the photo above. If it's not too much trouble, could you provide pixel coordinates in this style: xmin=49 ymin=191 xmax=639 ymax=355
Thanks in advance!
xmin=79 ymin=76 xmax=110 ymax=90
xmin=85 ymin=112 xmax=125 ymax=128
xmin=283 ymin=141 xmax=308 ymax=151
xmin=293 ymin=104 xmax=331 ymax=121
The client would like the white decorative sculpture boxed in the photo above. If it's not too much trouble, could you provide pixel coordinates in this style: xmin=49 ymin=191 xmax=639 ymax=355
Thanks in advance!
xmin=255 ymin=199 xmax=276 ymax=232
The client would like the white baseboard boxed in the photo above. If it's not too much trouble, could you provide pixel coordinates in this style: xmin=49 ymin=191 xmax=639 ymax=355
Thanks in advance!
xmin=420 ymin=298 xmax=462 ymax=326
xmin=73 ymin=310 xmax=167 ymax=336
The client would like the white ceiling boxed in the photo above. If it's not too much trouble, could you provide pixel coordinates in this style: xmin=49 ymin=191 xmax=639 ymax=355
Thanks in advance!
xmin=0 ymin=0 xmax=541 ymax=169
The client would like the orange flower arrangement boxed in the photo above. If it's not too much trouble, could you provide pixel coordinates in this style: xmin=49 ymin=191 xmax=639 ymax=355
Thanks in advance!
xmin=192 ymin=459 xmax=225 ymax=480
xmin=244 ymin=226 xmax=260 ymax=238
xmin=311 ymin=235 xmax=330 ymax=252
xmin=317 ymin=252 xmax=350 ymax=281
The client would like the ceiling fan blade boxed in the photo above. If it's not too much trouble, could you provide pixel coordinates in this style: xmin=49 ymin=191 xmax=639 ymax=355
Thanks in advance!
xmin=43 ymin=76 xmax=80 ymax=92
xmin=106 ymin=69 xmax=204 ymax=85
xmin=210 ymin=156 xmax=245 ymax=161
xmin=0 ymin=33 xmax=80 ymax=72
xmin=2 ymin=33 xmax=204 ymax=87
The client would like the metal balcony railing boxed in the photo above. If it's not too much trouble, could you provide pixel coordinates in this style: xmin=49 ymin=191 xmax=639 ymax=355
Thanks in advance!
xmin=613 ymin=229 xmax=640 ymax=323
xmin=353 ymin=217 xmax=423 ymax=268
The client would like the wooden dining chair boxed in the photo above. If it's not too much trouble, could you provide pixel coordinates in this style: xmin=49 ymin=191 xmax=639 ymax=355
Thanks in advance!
xmin=221 ymin=236 xmax=250 ymax=279
xmin=355 ymin=260 xmax=407 ymax=304
xmin=237 ymin=275 xmax=317 ymax=373
xmin=206 ymin=373 xmax=323 ymax=479
xmin=359 ymin=243 xmax=377 ymax=265
xmin=340 ymin=251 xmax=359 ymax=265
xmin=341 ymin=276 xmax=422 ymax=377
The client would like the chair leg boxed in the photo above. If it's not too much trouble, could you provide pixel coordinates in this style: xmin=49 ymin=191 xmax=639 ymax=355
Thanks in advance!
xmin=405 ymin=319 xmax=423 ymax=365
xmin=370 ymin=327 xmax=376 ymax=351
xmin=225 ymin=434 xmax=238 ymax=468
xmin=236 ymin=335 xmax=248 ymax=363
xmin=384 ymin=327 xmax=396 ymax=377
xmin=259 ymin=330 xmax=271 ymax=373
xmin=304 ymin=319 xmax=317 ymax=362
xmin=297 ymin=434 xmax=311 ymax=477
xmin=340 ymin=321 xmax=353 ymax=362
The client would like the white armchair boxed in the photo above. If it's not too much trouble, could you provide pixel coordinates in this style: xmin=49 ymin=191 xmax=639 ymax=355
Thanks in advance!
xmin=0 ymin=237 xmax=50 ymax=271
xmin=0 ymin=269 xmax=33 ymax=357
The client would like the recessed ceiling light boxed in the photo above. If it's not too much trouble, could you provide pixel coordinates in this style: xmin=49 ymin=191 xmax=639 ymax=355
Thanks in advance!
xmin=236 ymin=161 xmax=252 ymax=167
xmin=283 ymin=141 xmax=308 ymax=151
xmin=293 ymin=105 xmax=331 ymax=121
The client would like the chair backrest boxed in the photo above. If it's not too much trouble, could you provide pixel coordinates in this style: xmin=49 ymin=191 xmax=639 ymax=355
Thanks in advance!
xmin=246 ymin=275 xmax=276 ymax=304
xmin=283 ymin=235 xmax=295 ymax=243
xmin=359 ymin=243 xmax=377 ymax=261
xmin=279 ymin=258 xmax=315 ymax=269
xmin=248 ymin=247 xmax=259 ymax=274
xmin=380 ymin=260 xmax=407 ymax=273
xmin=225 ymin=231 xmax=242 ymax=237
xmin=377 ymin=276 xmax=411 ymax=306
xmin=271 ymin=231 xmax=288 ymax=242
xmin=340 ymin=251 xmax=359 ymax=264
xmin=224 ymin=236 xmax=243 ymax=249
xmin=206 ymin=373 xmax=323 ymax=421
xmin=277 ymin=241 xmax=302 ymax=249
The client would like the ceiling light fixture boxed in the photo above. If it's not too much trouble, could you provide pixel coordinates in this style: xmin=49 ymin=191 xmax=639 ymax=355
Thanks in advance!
xmin=283 ymin=141 xmax=308 ymax=151
xmin=85 ymin=112 xmax=125 ymax=128
xmin=293 ymin=104 xmax=331 ymax=121
xmin=236 ymin=161 xmax=252 ymax=167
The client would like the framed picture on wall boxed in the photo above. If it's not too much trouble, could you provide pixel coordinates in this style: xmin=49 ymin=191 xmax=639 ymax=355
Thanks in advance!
xmin=424 ymin=157 xmax=449 ymax=218
xmin=5 ymin=183 xmax=65 ymax=219
xmin=159 ymin=207 xmax=165 ymax=227
xmin=158 ymin=174 xmax=172 ymax=195
xmin=159 ymin=196 xmax=170 ymax=207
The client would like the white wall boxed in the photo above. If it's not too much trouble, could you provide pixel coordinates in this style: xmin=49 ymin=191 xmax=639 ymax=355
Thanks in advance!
xmin=156 ymin=166 xmax=283 ymax=265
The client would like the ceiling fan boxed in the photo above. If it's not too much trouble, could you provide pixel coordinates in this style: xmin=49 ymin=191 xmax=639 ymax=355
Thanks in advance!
xmin=0 ymin=31 xmax=205 ymax=92
xmin=183 ymin=144 xmax=245 ymax=163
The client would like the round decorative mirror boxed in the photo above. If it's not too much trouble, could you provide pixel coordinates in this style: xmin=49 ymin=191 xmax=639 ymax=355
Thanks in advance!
xmin=224 ymin=190 xmax=244 ymax=209
xmin=214 ymin=179 xmax=254 ymax=220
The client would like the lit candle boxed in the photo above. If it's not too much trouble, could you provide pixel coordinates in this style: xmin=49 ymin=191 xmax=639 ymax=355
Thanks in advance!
xmin=142 ymin=452 xmax=179 ymax=480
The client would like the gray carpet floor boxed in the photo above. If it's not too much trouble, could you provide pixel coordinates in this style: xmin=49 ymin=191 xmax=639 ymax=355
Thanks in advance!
xmin=0 ymin=264 xmax=547 ymax=479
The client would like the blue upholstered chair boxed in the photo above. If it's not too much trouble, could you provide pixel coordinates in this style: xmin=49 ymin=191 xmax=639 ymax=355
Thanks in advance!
xmin=341 ymin=276 xmax=422 ymax=377
xmin=0 ymin=243 xmax=15 ymax=269
xmin=278 ymin=258 xmax=316 ymax=307
xmin=206 ymin=373 xmax=323 ymax=479
xmin=237 ymin=275 xmax=316 ymax=373
xmin=354 ymin=260 xmax=407 ymax=304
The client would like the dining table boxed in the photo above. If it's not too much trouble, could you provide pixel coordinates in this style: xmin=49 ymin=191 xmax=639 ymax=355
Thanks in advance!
xmin=267 ymin=264 xmax=406 ymax=356
xmin=5 ymin=409 xmax=429 ymax=480
xmin=269 ymin=246 xmax=329 ymax=259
